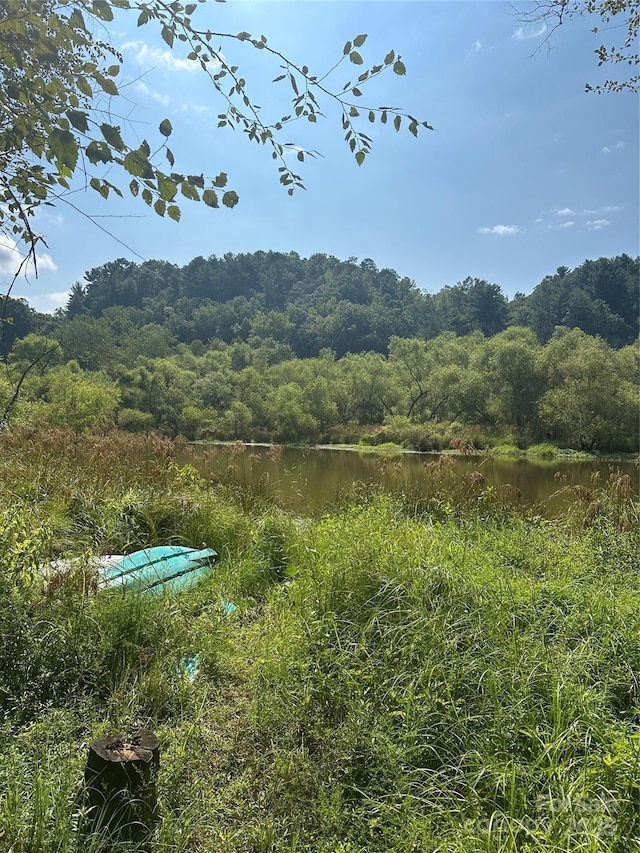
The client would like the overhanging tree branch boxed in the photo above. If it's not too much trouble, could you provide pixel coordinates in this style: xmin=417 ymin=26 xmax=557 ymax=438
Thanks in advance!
xmin=0 ymin=0 xmax=432 ymax=262
xmin=513 ymin=0 xmax=639 ymax=92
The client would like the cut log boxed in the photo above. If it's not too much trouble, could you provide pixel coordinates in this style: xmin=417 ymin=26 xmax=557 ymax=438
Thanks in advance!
xmin=83 ymin=728 xmax=160 ymax=842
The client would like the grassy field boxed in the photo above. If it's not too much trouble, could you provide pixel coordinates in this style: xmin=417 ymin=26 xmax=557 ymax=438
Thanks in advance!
xmin=0 ymin=429 xmax=638 ymax=852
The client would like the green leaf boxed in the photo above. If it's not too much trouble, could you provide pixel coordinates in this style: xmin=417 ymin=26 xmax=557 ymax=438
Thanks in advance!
xmin=67 ymin=110 xmax=89 ymax=132
xmin=96 ymin=74 xmax=119 ymax=96
xmin=343 ymin=41 xmax=352 ymax=56
xmin=167 ymin=204 xmax=181 ymax=221
xmin=124 ymin=149 xmax=154 ymax=179
xmin=353 ymin=34 xmax=367 ymax=47
xmin=355 ymin=151 xmax=366 ymax=166
xmin=86 ymin=141 xmax=113 ymax=164
xmin=100 ymin=123 xmax=125 ymax=150
xmin=142 ymin=188 xmax=153 ymax=206
xmin=393 ymin=60 xmax=406 ymax=76
xmin=90 ymin=176 xmax=109 ymax=198
xmin=130 ymin=179 xmax=139 ymax=197
xmin=181 ymin=181 xmax=200 ymax=201
xmin=154 ymin=198 xmax=166 ymax=216
xmin=107 ymin=181 xmax=123 ymax=198
xmin=185 ymin=3 xmax=197 ymax=13
xmin=166 ymin=147 xmax=175 ymax=167
xmin=222 ymin=190 xmax=239 ymax=208
xmin=394 ymin=114 xmax=401 ymax=131
xmin=77 ymin=77 xmax=92 ymax=97
xmin=159 ymin=118 xmax=173 ymax=137
xmin=106 ymin=65 xmax=120 ymax=77
xmin=349 ymin=51 xmax=363 ymax=65
xmin=158 ymin=175 xmax=177 ymax=201
xmin=213 ymin=172 xmax=228 ymax=188
xmin=352 ymin=87 xmax=362 ymax=97
xmin=48 ymin=128 xmax=78 ymax=170
xmin=69 ymin=9 xmax=87 ymax=31
xmin=161 ymin=25 xmax=174 ymax=48
xmin=384 ymin=50 xmax=395 ymax=65
xmin=203 ymin=189 xmax=219 ymax=207
xmin=92 ymin=1 xmax=114 ymax=21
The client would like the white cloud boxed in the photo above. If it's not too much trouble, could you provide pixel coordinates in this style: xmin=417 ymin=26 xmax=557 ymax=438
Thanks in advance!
xmin=0 ymin=235 xmax=57 ymax=278
xmin=175 ymin=102 xmax=211 ymax=115
xmin=554 ymin=205 xmax=621 ymax=217
xmin=478 ymin=224 xmax=520 ymax=236
xmin=586 ymin=219 xmax=610 ymax=230
xmin=121 ymin=40 xmax=199 ymax=74
xmin=132 ymin=80 xmax=171 ymax=107
xmin=559 ymin=221 xmax=575 ymax=228
xmin=34 ymin=291 xmax=70 ymax=313
xmin=472 ymin=40 xmax=482 ymax=52
xmin=512 ymin=23 xmax=547 ymax=41
xmin=534 ymin=217 xmax=544 ymax=224
xmin=602 ymin=141 xmax=625 ymax=154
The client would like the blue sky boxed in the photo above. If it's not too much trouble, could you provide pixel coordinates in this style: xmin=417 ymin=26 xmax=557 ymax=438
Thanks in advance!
xmin=5 ymin=0 xmax=639 ymax=312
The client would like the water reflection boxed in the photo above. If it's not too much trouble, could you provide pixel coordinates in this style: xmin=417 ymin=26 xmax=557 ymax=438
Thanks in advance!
xmin=192 ymin=444 xmax=639 ymax=516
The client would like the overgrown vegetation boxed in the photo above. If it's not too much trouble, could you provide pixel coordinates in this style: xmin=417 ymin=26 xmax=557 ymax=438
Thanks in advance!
xmin=3 ymin=252 xmax=637 ymax=453
xmin=0 ymin=429 xmax=638 ymax=851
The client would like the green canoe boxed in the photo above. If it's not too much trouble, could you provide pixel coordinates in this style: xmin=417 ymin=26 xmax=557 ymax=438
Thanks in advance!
xmin=99 ymin=546 xmax=218 ymax=595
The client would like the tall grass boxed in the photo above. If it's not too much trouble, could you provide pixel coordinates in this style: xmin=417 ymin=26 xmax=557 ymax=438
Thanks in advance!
xmin=241 ymin=495 xmax=639 ymax=851
xmin=0 ymin=429 xmax=638 ymax=851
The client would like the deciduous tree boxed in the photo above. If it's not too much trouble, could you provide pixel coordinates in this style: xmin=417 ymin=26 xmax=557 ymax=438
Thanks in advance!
xmin=0 ymin=0 xmax=430 ymax=264
xmin=516 ymin=0 xmax=639 ymax=93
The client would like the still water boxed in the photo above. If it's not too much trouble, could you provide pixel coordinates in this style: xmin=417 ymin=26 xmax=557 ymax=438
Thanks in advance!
xmin=194 ymin=444 xmax=639 ymax=516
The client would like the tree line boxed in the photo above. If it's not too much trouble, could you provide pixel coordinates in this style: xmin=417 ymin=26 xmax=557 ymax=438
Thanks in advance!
xmin=4 ymin=252 xmax=639 ymax=363
xmin=2 ymin=324 xmax=637 ymax=452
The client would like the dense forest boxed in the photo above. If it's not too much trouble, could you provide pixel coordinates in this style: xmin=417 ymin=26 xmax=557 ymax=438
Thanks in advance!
xmin=1 ymin=252 xmax=638 ymax=452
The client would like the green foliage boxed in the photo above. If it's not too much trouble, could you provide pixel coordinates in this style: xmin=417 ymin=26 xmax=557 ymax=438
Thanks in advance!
xmin=3 ymin=253 xmax=638 ymax=452
xmin=524 ymin=256 xmax=639 ymax=346
xmin=247 ymin=495 xmax=640 ymax=850
xmin=540 ymin=328 xmax=638 ymax=451
xmin=0 ymin=429 xmax=638 ymax=850
xmin=51 ymin=252 xmax=639 ymax=360
xmin=517 ymin=0 xmax=640 ymax=93
xmin=0 ymin=296 xmax=40 ymax=360
xmin=0 ymin=2 xmax=429 ymax=262
xmin=434 ymin=276 xmax=509 ymax=337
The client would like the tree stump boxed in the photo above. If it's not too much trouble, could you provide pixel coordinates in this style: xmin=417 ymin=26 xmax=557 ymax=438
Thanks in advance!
xmin=83 ymin=728 xmax=160 ymax=842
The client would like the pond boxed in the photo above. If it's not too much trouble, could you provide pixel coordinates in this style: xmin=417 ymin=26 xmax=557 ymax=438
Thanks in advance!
xmin=192 ymin=444 xmax=640 ymax=516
